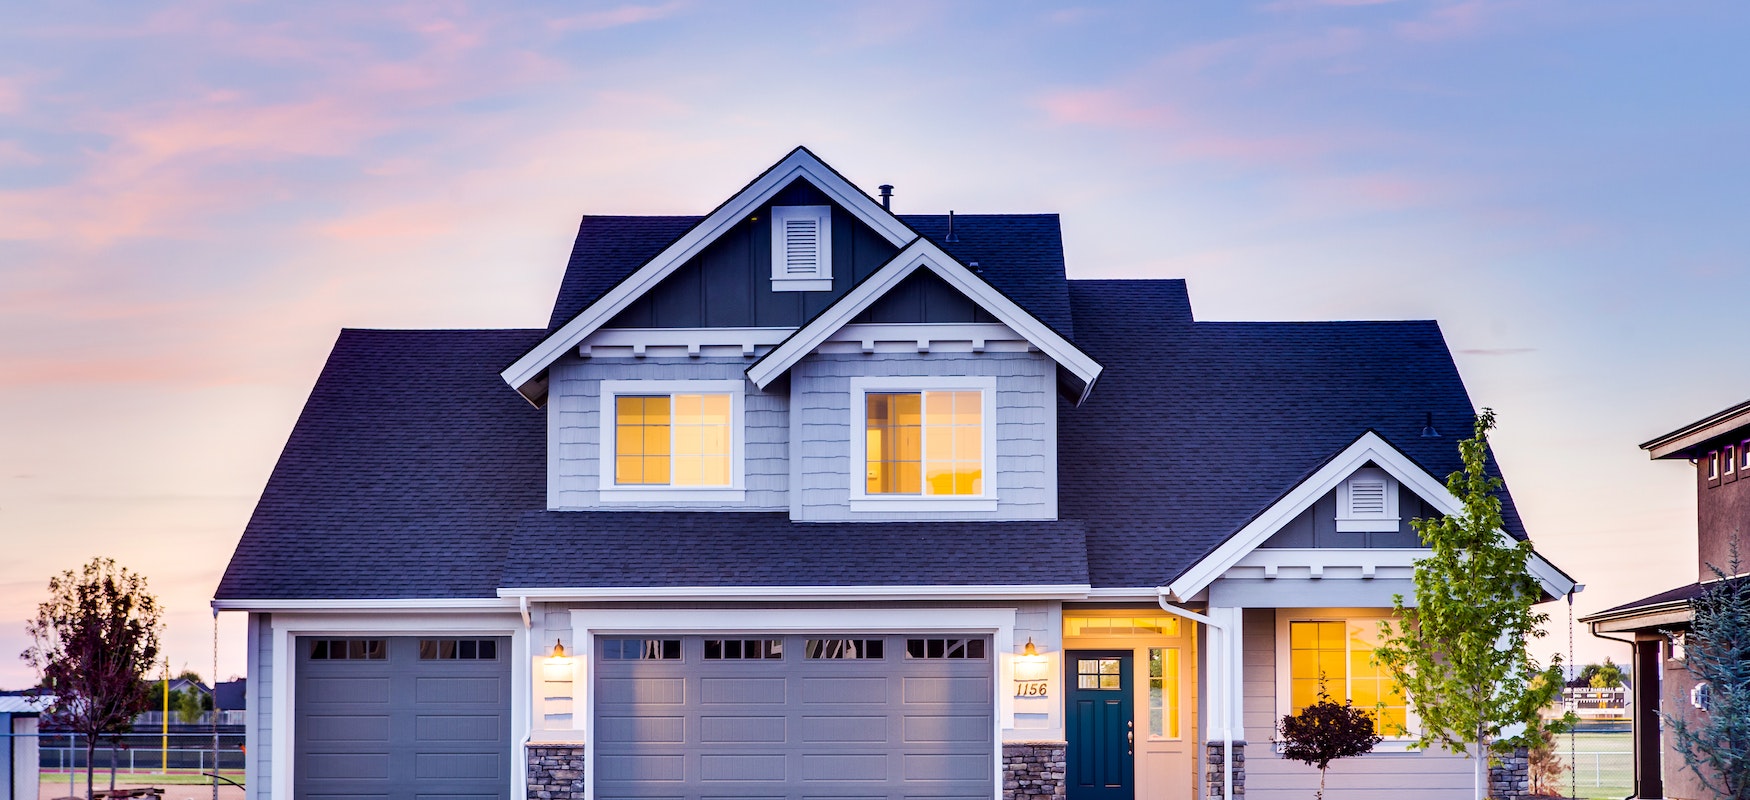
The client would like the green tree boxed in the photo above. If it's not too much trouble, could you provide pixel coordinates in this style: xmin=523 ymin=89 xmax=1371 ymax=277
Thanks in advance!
xmin=1278 ymin=681 xmax=1382 ymax=800
xmin=1664 ymin=543 xmax=1750 ymax=800
xmin=1576 ymin=658 xmax=1625 ymax=689
xmin=1372 ymin=409 xmax=1567 ymax=800
xmin=20 ymin=558 xmax=163 ymax=799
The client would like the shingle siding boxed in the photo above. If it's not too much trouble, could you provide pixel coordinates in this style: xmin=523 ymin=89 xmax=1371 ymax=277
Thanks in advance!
xmin=791 ymin=351 xmax=1057 ymax=522
xmin=548 ymin=355 xmax=788 ymax=511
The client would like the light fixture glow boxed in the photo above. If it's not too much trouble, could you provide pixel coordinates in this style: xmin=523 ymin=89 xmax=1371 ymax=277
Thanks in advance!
xmin=1023 ymin=637 xmax=1038 ymax=657
xmin=550 ymin=638 xmax=567 ymax=659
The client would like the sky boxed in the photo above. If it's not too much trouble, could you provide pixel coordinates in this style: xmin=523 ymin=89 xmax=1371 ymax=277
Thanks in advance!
xmin=1 ymin=0 xmax=1746 ymax=689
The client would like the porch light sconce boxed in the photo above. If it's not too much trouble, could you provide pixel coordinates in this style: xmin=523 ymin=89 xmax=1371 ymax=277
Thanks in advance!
xmin=549 ymin=638 xmax=568 ymax=660
xmin=1013 ymin=638 xmax=1050 ymax=696
xmin=1023 ymin=637 xmax=1039 ymax=658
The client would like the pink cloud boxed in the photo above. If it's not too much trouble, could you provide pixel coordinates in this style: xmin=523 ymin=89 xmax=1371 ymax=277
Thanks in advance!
xmin=0 ymin=77 xmax=22 ymax=114
xmin=549 ymin=2 xmax=684 ymax=32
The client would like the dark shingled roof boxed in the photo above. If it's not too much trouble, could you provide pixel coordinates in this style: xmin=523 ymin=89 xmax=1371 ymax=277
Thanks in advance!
xmin=501 ymin=513 xmax=1088 ymax=588
xmin=547 ymin=214 xmax=1075 ymax=335
xmin=217 ymin=216 xmax=1536 ymax=600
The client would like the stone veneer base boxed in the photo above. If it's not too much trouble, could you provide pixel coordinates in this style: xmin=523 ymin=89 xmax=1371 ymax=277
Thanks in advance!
xmin=1487 ymin=746 xmax=1532 ymax=800
xmin=528 ymin=744 xmax=587 ymax=800
xmin=1003 ymin=741 xmax=1067 ymax=800
xmin=1205 ymin=741 xmax=1246 ymax=797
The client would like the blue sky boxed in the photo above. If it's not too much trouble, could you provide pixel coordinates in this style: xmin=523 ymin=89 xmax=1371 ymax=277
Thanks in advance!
xmin=1 ymin=0 xmax=1746 ymax=685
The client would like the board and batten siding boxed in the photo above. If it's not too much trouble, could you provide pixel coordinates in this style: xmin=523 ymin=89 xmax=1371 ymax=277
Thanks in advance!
xmin=790 ymin=351 xmax=1057 ymax=521
xmin=248 ymin=612 xmax=271 ymax=800
xmin=547 ymin=356 xmax=788 ymax=510
xmin=1240 ymin=608 xmax=1480 ymax=800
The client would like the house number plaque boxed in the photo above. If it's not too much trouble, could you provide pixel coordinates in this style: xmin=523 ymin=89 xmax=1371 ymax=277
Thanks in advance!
xmin=1014 ymin=680 xmax=1049 ymax=697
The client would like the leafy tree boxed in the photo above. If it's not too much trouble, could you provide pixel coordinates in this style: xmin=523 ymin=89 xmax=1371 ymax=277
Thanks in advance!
xmin=1372 ymin=409 xmax=1568 ymax=799
xmin=1279 ymin=681 xmax=1382 ymax=800
xmin=20 ymin=558 xmax=162 ymax=799
xmin=1574 ymin=659 xmax=1625 ymax=689
xmin=173 ymin=686 xmax=211 ymax=724
xmin=1664 ymin=542 xmax=1750 ymax=800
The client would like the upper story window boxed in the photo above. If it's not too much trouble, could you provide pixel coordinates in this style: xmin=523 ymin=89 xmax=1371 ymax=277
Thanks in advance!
xmin=849 ymin=377 xmax=997 ymax=512
xmin=1707 ymin=450 xmax=1721 ymax=481
xmin=1741 ymin=441 xmax=1749 ymax=472
xmin=599 ymin=380 xmax=745 ymax=503
xmin=1728 ymin=445 xmax=1738 ymax=477
xmin=1336 ymin=467 xmax=1400 ymax=532
xmin=770 ymin=205 xmax=832 ymax=291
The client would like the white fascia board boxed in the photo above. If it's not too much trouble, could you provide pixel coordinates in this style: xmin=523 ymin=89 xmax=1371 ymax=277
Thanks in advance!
xmin=497 ymin=583 xmax=1092 ymax=602
xmin=211 ymin=597 xmax=520 ymax=612
xmin=746 ymin=238 xmax=1103 ymax=395
xmin=1164 ymin=431 xmax=1574 ymax=601
xmin=501 ymin=148 xmax=913 ymax=404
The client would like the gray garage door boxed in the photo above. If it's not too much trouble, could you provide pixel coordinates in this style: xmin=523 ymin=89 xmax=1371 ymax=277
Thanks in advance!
xmin=295 ymin=636 xmax=511 ymax=800
xmin=595 ymin=633 xmax=994 ymax=800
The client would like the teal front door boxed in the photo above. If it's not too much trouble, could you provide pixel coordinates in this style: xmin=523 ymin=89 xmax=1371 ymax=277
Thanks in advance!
xmin=1066 ymin=650 xmax=1134 ymax=800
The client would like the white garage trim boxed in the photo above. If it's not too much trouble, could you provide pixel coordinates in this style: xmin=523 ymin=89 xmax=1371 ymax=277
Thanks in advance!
xmin=568 ymin=607 xmax=1019 ymax=800
xmin=267 ymin=612 xmax=528 ymax=800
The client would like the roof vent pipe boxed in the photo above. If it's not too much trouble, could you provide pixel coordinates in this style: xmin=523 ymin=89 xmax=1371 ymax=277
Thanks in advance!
xmin=878 ymin=184 xmax=893 ymax=211
xmin=946 ymin=210 xmax=958 ymax=242
xmin=1421 ymin=412 xmax=1441 ymax=438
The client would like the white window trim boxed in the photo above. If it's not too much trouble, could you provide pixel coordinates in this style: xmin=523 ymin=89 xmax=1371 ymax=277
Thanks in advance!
xmin=848 ymin=375 xmax=999 ymax=512
xmin=770 ymin=204 xmax=833 ymax=291
xmin=1273 ymin=609 xmax=1422 ymax=753
xmin=597 ymin=379 xmax=746 ymax=503
xmin=1335 ymin=467 xmax=1401 ymax=532
xmin=1727 ymin=445 xmax=1738 ymax=475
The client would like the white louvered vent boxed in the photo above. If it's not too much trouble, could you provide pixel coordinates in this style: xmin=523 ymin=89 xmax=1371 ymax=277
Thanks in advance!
xmin=771 ymin=205 xmax=832 ymax=290
xmin=1336 ymin=467 xmax=1400 ymax=532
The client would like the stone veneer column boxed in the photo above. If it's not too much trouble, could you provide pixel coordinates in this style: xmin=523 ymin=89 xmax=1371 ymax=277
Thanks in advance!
xmin=527 ymin=744 xmax=587 ymax=800
xmin=1205 ymin=741 xmax=1246 ymax=797
xmin=1487 ymin=746 xmax=1532 ymax=800
xmin=1003 ymin=741 xmax=1067 ymax=800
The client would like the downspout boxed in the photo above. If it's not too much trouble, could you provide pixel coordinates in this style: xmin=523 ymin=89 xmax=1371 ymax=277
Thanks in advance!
xmin=518 ymin=595 xmax=533 ymax=800
xmin=1157 ymin=593 xmax=1232 ymax=800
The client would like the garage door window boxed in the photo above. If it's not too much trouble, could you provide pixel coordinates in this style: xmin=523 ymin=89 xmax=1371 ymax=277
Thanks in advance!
xmin=419 ymin=639 xmax=498 ymax=660
xmin=309 ymin=639 xmax=385 ymax=660
xmin=704 ymin=639 xmax=783 ymax=659
xmin=906 ymin=638 xmax=986 ymax=659
xmin=806 ymin=638 xmax=885 ymax=659
xmin=601 ymin=638 xmax=681 ymax=660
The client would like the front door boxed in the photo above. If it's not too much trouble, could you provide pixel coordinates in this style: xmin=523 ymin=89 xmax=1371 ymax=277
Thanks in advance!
xmin=1066 ymin=650 xmax=1134 ymax=800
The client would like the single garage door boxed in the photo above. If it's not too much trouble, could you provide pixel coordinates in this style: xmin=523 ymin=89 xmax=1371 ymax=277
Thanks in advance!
xmin=295 ymin=636 xmax=512 ymax=800
xmin=595 ymin=633 xmax=994 ymax=800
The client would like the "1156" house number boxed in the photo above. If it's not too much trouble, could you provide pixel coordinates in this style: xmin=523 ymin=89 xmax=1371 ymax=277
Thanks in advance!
xmin=1014 ymin=680 xmax=1049 ymax=697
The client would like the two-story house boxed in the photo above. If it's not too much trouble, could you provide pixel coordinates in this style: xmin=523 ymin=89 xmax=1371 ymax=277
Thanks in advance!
xmin=1583 ymin=399 xmax=1750 ymax=800
xmin=214 ymin=147 xmax=1575 ymax=800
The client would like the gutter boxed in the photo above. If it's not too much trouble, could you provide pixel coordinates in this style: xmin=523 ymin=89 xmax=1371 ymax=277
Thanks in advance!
xmin=1156 ymin=592 xmax=1234 ymax=800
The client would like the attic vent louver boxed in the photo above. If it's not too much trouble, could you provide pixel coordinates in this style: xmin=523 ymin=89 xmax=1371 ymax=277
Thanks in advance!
xmin=1336 ymin=466 xmax=1400 ymax=532
xmin=771 ymin=205 xmax=832 ymax=291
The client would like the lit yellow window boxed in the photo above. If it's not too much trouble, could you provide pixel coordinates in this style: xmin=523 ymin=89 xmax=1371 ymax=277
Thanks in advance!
xmin=865 ymin=391 xmax=982 ymax=495
xmin=615 ymin=394 xmax=731 ymax=486
xmin=1149 ymin=647 xmax=1180 ymax=739
xmin=1288 ymin=620 xmax=1408 ymax=735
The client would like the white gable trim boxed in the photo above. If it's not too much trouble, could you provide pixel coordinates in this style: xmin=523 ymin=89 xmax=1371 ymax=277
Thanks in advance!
xmin=1164 ymin=431 xmax=1574 ymax=601
xmin=501 ymin=147 xmax=914 ymax=404
xmin=744 ymin=237 xmax=1103 ymax=401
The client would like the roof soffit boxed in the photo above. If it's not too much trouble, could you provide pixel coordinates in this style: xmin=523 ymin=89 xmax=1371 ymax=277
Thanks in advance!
xmin=501 ymin=146 xmax=916 ymax=405
xmin=744 ymin=236 xmax=1103 ymax=402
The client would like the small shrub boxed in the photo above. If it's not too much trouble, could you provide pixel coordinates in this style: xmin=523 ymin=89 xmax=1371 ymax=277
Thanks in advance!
xmin=1279 ymin=683 xmax=1383 ymax=800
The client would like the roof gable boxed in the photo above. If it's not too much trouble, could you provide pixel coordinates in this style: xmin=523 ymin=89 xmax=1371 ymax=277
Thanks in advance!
xmin=744 ymin=236 xmax=1103 ymax=402
xmin=1164 ymin=431 xmax=1574 ymax=601
xmin=504 ymin=146 xmax=915 ymax=405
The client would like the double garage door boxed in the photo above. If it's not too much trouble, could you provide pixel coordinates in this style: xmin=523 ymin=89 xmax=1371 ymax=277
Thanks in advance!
xmin=295 ymin=636 xmax=511 ymax=800
xmin=595 ymin=633 xmax=995 ymax=800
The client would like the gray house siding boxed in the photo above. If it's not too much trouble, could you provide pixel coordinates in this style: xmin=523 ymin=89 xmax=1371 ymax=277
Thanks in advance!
xmin=548 ymin=355 xmax=788 ymax=510
xmin=791 ymin=350 xmax=1057 ymax=522
xmin=1258 ymin=484 xmax=1434 ymax=548
xmin=249 ymin=612 xmax=271 ymax=800
xmin=605 ymin=179 xmax=902 ymax=329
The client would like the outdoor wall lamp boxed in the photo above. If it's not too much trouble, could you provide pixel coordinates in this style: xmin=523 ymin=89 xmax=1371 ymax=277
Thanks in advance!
xmin=549 ymin=638 xmax=568 ymax=660
xmin=1023 ymin=637 xmax=1039 ymax=657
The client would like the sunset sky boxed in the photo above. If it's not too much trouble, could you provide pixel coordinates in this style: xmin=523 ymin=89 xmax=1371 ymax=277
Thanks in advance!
xmin=1 ymin=1 xmax=1746 ymax=687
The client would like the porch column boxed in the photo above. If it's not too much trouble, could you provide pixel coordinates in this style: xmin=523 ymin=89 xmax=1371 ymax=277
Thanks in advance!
xmin=1203 ymin=606 xmax=1245 ymax=799
xmin=1632 ymin=637 xmax=1663 ymax=799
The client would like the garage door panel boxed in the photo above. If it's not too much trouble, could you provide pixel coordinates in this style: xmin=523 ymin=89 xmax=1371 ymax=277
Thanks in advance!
xmin=414 ymin=714 xmax=500 ymax=742
xmin=700 ymin=677 xmax=786 ymax=704
xmin=600 ymin=677 xmax=687 ymax=704
xmin=600 ymin=715 xmax=687 ymax=743
xmin=302 ymin=753 xmax=391 ymax=779
xmin=903 ymin=753 xmax=988 ymax=781
xmin=598 ymin=754 xmax=687 ymax=782
xmin=415 ymin=676 xmax=501 ymax=704
xmin=801 ymin=715 xmax=887 ymax=743
xmin=903 ymin=715 xmax=992 ymax=743
xmin=699 ymin=753 xmax=787 ymax=781
xmin=413 ymin=752 xmax=500 ymax=779
xmin=301 ymin=714 xmax=391 ymax=742
xmin=801 ymin=676 xmax=887 ymax=704
xmin=700 ymin=715 xmax=786 ymax=742
xmin=902 ymin=676 xmax=988 ymax=704
xmin=302 ymin=677 xmax=393 ymax=704
xmin=801 ymin=753 xmax=888 ymax=781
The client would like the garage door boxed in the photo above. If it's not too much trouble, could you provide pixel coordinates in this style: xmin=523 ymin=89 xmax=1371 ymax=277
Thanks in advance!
xmin=595 ymin=633 xmax=994 ymax=800
xmin=295 ymin=636 xmax=512 ymax=800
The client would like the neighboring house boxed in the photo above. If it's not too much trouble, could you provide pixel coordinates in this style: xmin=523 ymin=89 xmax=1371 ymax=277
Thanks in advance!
xmin=1583 ymin=399 xmax=1750 ymax=800
xmin=0 ymin=694 xmax=46 ymax=800
xmin=214 ymin=147 xmax=1576 ymax=800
